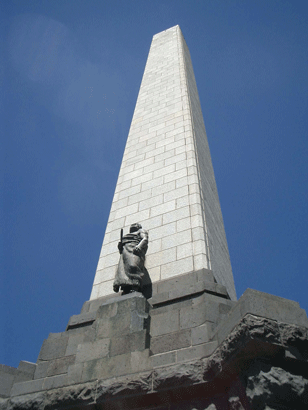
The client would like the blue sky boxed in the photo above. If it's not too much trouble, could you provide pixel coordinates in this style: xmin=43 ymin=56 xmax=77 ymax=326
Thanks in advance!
xmin=1 ymin=0 xmax=307 ymax=367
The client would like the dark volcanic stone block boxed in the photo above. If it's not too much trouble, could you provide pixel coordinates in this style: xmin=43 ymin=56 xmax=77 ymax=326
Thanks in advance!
xmin=151 ymin=329 xmax=191 ymax=355
xmin=46 ymin=355 xmax=76 ymax=377
xmin=191 ymin=324 xmax=210 ymax=345
xmin=11 ymin=379 xmax=44 ymax=397
xmin=43 ymin=374 xmax=69 ymax=390
xmin=110 ymin=330 xmax=149 ymax=356
xmin=9 ymin=391 xmax=45 ymax=410
xmin=66 ymin=311 xmax=96 ymax=329
xmin=64 ymin=332 xmax=85 ymax=356
xmin=37 ymin=333 xmax=69 ymax=361
xmin=33 ymin=361 xmax=49 ymax=380
xmin=177 ymin=341 xmax=217 ymax=363
xmin=96 ymin=314 xmax=131 ymax=338
xmin=150 ymin=309 xmax=180 ymax=337
xmin=151 ymin=351 xmax=177 ymax=368
xmin=81 ymin=350 xmax=151 ymax=382
xmin=17 ymin=362 xmax=36 ymax=379
xmin=239 ymin=289 xmax=308 ymax=327
xmin=180 ymin=304 xmax=207 ymax=329
xmin=67 ymin=362 xmax=84 ymax=385
xmin=0 ymin=365 xmax=18 ymax=397
xmin=75 ymin=339 xmax=110 ymax=363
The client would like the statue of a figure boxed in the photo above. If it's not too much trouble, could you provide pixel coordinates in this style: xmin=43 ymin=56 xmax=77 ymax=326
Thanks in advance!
xmin=113 ymin=223 xmax=149 ymax=294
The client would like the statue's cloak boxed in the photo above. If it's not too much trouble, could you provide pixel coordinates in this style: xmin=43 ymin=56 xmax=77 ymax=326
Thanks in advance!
xmin=113 ymin=233 xmax=147 ymax=291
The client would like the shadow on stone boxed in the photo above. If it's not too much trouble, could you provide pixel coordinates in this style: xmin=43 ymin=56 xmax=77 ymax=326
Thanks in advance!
xmin=141 ymin=268 xmax=152 ymax=299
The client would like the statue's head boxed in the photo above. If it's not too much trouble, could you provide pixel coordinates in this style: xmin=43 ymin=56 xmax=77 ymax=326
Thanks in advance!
xmin=130 ymin=223 xmax=142 ymax=233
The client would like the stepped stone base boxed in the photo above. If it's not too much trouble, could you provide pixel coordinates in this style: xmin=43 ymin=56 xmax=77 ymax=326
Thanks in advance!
xmin=1 ymin=270 xmax=308 ymax=409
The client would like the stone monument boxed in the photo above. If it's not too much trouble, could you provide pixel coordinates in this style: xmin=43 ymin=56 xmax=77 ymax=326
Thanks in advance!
xmin=1 ymin=26 xmax=308 ymax=410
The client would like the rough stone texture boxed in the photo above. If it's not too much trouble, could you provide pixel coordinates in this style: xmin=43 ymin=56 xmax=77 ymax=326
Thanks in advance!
xmin=2 ymin=303 xmax=308 ymax=409
xmin=245 ymin=361 xmax=308 ymax=409
xmin=90 ymin=25 xmax=236 ymax=301
xmin=37 ymin=333 xmax=69 ymax=362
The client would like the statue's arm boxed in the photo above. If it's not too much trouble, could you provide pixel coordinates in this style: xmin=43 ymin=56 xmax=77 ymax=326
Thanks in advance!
xmin=134 ymin=229 xmax=148 ymax=254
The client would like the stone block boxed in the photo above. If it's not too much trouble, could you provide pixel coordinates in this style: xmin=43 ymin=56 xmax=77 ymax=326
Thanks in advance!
xmin=238 ymin=289 xmax=308 ymax=327
xmin=0 ymin=365 xmax=17 ymax=397
xmin=33 ymin=361 xmax=49 ymax=380
xmin=43 ymin=374 xmax=69 ymax=390
xmin=17 ymin=361 xmax=36 ymax=379
xmin=191 ymin=324 xmax=210 ymax=346
xmin=150 ymin=309 xmax=179 ymax=337
xmin=11 ymin=379 xmax=44 ymax=397
xmin=151 ymin=329 xmax=191 ymax=355
xmin=46 ymin=355 xmax=76 ymax=377
xmin=156 ymin=270 xmax=197 ymax=294
xmin=65 ymin=332 xmax=86 ymax=356
xmin=67 ymin=362 xmax=84 ymax=385
xmin=180 ymin=304 xmax=207 ymax=330
xmin=131 ymin=350 xmax=152 ymax=373
xmin=75 ymin=339 xmax=110 ymax=363
xmin=110 ymin=331 xmax=149 ymax=356
xmin=177 ymin=341 xmax=218 ymax=363
xmin=151 ymin=351 xmax=177 ymax=368
xmin=214 ymin=302 xmax=242 ymax=345
xmin=96 ymin=315 xmax=130 ymax=339
xmin=66 ymin=311 xmax=96 ymax=329
xmin=80 ymin=352 xmax=139 ymax=382
xmin=37 ymin=333 xmax=69 ymax=361
xmin=150 ymin=297 xmax=193 ymax=315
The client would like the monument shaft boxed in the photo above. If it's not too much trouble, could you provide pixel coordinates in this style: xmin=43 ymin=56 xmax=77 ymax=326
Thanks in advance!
xmin=91 ymin=26 xmax=236 ymax=300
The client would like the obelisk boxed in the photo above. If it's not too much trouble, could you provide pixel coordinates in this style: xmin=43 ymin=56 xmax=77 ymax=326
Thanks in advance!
xmin=90 ymin=25 xmax=236 ymax=301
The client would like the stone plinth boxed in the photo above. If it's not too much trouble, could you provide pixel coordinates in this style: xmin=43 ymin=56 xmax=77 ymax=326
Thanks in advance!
xmin=1 ymin=272 xmax=308 ymax=409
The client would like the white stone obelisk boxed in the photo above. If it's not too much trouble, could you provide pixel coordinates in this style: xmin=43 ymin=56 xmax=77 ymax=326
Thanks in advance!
xmin=90 ymin=26 xmax=236 ymax=301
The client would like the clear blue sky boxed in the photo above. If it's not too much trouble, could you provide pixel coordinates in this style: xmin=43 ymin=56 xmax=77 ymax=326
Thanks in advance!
xmin=1 ymin=0 xmax=307 ymax=368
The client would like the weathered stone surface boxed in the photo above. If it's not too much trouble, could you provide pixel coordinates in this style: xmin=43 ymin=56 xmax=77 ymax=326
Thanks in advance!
xmin=245 ymin=361 xmax=308 ymax=409
xmin=151 ymin=351 xmax=177 ymax=368
xmin=37 ymin=333 xmax=69 ymax=361
xmin=0 ymin=398 xmax=9 ymax=410
xmin=8 ymin=391 xmax=45 ymax=410
xmin=110 ymin=330 xmax=149 ymax=356
xmin=66 ymin=311 xmax=96 ymax=330
xmin=153 ymin=360 xmax=204 ymax=390
xmin=151 ymin=329 xmax=191 ymax=355
xmin=192 ymin=324 xmax=210 ymax=345
xmin=46 ymin=355 xmax=75 ymax=377
xmin=177 ymin=342 xmax=217 ymax=363
xmin=0 ymin=366 xmax=17 ymax=398
xmin=96 ymin=371 xmax=152 ymax=402
xmin=81 ymin=350 xmax=152 ymax=382
xmin=75 ymin=339 xmax=109 ymax=363
xmin=11 ymin=379 xmax=44 ymax=397
xmin=44 ymin=381 xmax=96 ymax=410
xmin=33 ymin=362 xmax=49 ymax=380
xmin=43 ymin=374 xmax=70 ymax=391
xmin=214 ymin=314 xmax=280 ymax=366
xmin=16 ymin=362 xmax=36 ymax=380
xmin=279 ymin=322 xmax=308 ymax=353
xmin=150 ymin=309 xmax=180 ymax=336
xmin=238 ymin=289 xmax=308 ymax=327
xmin=148 ymin=270 xmax=229 ymax=307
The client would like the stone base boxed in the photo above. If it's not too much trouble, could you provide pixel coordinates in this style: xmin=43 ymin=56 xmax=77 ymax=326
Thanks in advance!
xmin=1 ymin=269 xmax=308 ymax=409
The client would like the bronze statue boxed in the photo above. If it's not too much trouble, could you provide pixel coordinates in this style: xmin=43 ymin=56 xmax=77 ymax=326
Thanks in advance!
xmin=113 ymin=223 xmax=149 ymax=294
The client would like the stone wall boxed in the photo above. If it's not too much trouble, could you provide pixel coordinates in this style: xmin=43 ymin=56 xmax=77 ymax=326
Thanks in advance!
xmin=1 ymin=271 xmax=308 ymax=409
